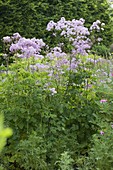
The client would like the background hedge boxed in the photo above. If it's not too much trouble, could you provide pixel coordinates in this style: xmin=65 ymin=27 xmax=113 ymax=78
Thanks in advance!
xmin=0 ymin=0 xmax=113 ymax=51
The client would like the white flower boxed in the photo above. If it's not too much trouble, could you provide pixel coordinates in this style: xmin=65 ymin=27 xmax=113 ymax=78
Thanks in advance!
xmin=49 ymin=88 xmax=57 ymax=95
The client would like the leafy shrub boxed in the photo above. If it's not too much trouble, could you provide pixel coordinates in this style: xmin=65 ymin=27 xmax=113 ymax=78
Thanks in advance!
xmin=0 ymin=55 xmax=100 ymax=169
xmin=91 ymin=44 xmax=110 ymax=57
xmin=0 ymin=19 xmax=108 ymax=169
xmin=15 ymin=132 xmax=47 ymax=170
xmin=55 ymin=151 xmax=74 ymax=170
xmin=79 ymin=122 xmax=113 ymax=170
xmin=77 ymin=57 xmax=113 ymax=169
xmin=0 ymin=0 xmax=113 ymax=54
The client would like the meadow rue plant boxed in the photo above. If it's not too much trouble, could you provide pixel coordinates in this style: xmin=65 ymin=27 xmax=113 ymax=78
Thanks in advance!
xmin=3 ymin=33 xmax=45 ymax=59
xmin=10 ymin=37 xmax=45 ymax=58
xmin=3 ymin=33 xmax=22 ymax=45
xmin=2 ymin=17 xmax=105 ymax=77
xmin=0 ymin=50 xmax=100 ymax=169
xmin=0 ymin=17 xmax=108 ymax=170
xmin=90 ymin=20 xmax=101 ymax=31
xmin=46 ymin=17 xmax=104 ymax=56
xmin=46 ymin=46 xmax=69 ymax=77
xmin=86 ymin=58 xmax=101 ymax=64
xmin=3 ymin=36 xmax=12 ymax=44
xmin=79 ymin=122 xmax=113 ymax=170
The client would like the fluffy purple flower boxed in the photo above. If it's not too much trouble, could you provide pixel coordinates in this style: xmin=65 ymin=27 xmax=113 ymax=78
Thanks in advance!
xmin=97 ymin=37 xmax=103 ymax=42
xmin=8 ymin=34 xmax=45 ymax=58
xmin=46 ymin=17 xmax=99 ymax=56
xmin=35 ymin=63 xmax=49 ymax=71
xmin=29 ymin=65 xmax=37 ymax=71
xmin=49 ymin=88 xmax=57 ymax=95
xmin=67 ymin=58 xmax=78 ymax=70
xmin=90 ymin=20 xmax=101 ymax=31
xmin=70 ymin=63 xmax=78 ymax=70
xmin=53 ymin=47 xmax=62 ymax=52
xmin=101 ymin=23 xmax=105 ymax=27
xmin=46 ymin=21 xmax=56 ymax=31
xmin=87 ymin=58 xmax=95 ymax=63
xmin=12 ymin=33 xmax=21 ymax=40
xmin=10 ymin=43 xmax=20 ymax=52
xmin=3 ymin=36 xmax=12 ymax=43
xmin=47 ymin=47 xmax=67 ymax=59
xmin=100 ymin=131 xmax=104 ymax=135
xmin=100 ymin=99 xmax=107 ymax=103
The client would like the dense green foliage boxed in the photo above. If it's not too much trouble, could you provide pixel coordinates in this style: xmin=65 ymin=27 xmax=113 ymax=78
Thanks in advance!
xmin=0 ymin=58 xmax=100 ymax=169
xmin=0 ymin=0 xmax=113 ymax=52
xmin=1 ymin=1 xmax=113 ymax=169
xmin=91 ymin=44 xmax=110 ymax=57
xmin=1 ymin=54 xmax=113 ymax=169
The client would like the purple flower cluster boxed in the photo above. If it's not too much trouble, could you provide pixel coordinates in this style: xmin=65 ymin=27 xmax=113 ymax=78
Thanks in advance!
xmin=100 ymin=131 xmax=104 ymax=135
xmin=46 ymin=46 xmax=69 ymax=77
xmin=47 ymin=47 xmax=67 ymax=60
xmin=72 ymin=38 xmax=91 ymax=56
xmin=100 ymin=99 xmax=107 ymax=103
xmin=3 ymin=33 xmax=21 ymax=44
xmin=47 ymin=17 xmax=88 ymax=36
xmin=49 ymin=88 xmax=57 ymax=95
xmin=30 ymin=63 xmax=49 ymax=72
xmin=2 ymin=18 xmax=105 ymax=85
xmin=47 ymin=17 xmax=104 ymax=56
xmin=3 ymin=36 xmax=12 ymax=43
xmin=29 ymin=46 xmax=70 ymax=80
xmin=86 ymin=58 xmax=101 ymax=64
xmin=90 ymin=20 xmax=105 ymax=32
xmin=3 ymin=33 xmax=45 ymax=59
xmin=10 ymin=37 xmax=45 ymax=58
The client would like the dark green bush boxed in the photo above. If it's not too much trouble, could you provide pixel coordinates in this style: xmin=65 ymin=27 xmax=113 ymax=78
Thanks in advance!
xmin=91 ymin=44 xmax=110 ymax=57
xmin=0 ymin=58 xmax=100 ymax=169
xmin=0 ymin=0 xmax=113 ymax=52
